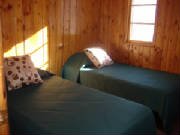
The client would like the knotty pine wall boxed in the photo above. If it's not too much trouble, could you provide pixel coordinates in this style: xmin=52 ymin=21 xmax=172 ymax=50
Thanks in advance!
xmin=99 ymin=0 xmax=180 ymax=74
xmin=0 ymin=0 xmax=100 ymax=74
xmin=0 ymin=0 xmax=180 ymax=75
xmin=0 ymin=6 xmax=7 ymax=111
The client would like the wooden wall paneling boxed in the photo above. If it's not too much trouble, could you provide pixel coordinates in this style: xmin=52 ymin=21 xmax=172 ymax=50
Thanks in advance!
xmin=176 ymin=33 xmax=180 ymax=73
xmin=48 ymin=0 xmax=58 ymax=73
xmin=23 ymin=0 xmax=34 ymax=54
xmin=120 ymin=43 xmax=130 ymax=64
xmin=0 ymin=8 xmax=7 ymax=111
xmin=62 ymin=0 xmax=71 ymax=66
xmin=33 ymin=0 xmax=45 ymax=53
xmin=176 ymin=0 xmax=180 ymax=73
xmin=135 ymin=46 xmax=142 ymax=67
xmin=1 ymin=0 xmax=179 ymax=74
xmin=82 ymin=0 xmax=89 ymax=49
xmin=69 ymin=0 xmax=77 ymax=56
xmin=55 ymin=0 xmax=64 ymax=74
xmin=61 ymin=0 xmax=102 ymax=66
xmin=73 ymin=0 xmax=80 ymax=53
xmin=100 ymin=0 xmax=131 ymax=64
xmin=88 ymin=0 xmax=101 ymax=47
xmin=41 ymin=0 xmax=49 ymax=70
xmin=1 ymin=0 xmax=102 ymax=75
xmin=142 ymin=47 xmax=152 ymax=69
xmin=71 ymin=0 xmax=79 ymax=56
xmin=73 ymin=0 xmax=82 ymax=51
xmin=155 ymin=0 xmax=168 ymax=71
xmin=41 ymin=0 xmax=48 ymax=29
xmin=108 ymin=0 xmax=121 ymax=60
xmin=76 ymin=0 xmax=87 ymax=51
xmin=137 ymin=45 xmax=143 ymax=67
xmin=129 ymin=44 xmax=145 ymax=68
xmin=15 ymin=0 xmax=24 ymax=56
xmin=150 ymin=46 xmax=162 ymax=70
xmin=163 ymin=1 xmax=174 ymax=72
xmin=155 ymin=0 xmax=170 ymax=71
xmin=165 ymin=0 xmax=180 ymax=73
xmin=23 ymin=0 xmax=45 ymax=69
xmin=33 ymin=0 xmax=42 ymax=28
xmin=132 ymin=45 xmax=141 ymax=67
xmin=1 ymin=0 xmax=17 ymax=56
xmin=118 ymin=0 xmax=130 ymax=64
xmin=81 ymin=0 xmax=93 ymax=49
xmin=1 ymin=0 xmax=50 ymax=70
xmin=80 ymin=0 xmax=89 ymax=49
xmin=0 ymin=9 xmax=9 ymax=135
xmin=156 ymin=0 xmax=180 ymax=74
xmin=159 ymin=0 xmax=171 ymax=72
xmin=100 ymin=0 xmax=111 ymax=51
xmin=153 ymin=0 xmax=163 ymax=50
xmin=30 ymin=0 xmax=41 ymax=69
xmin=99 ymin=0 xmax=104 ymax=47
xmin=70 ymin=0 xmax=100 ymax=53
xmin=91 ymin=0 xmax=101 ymax=45
xmin=128 ymin=44 xmax=134 ymax=65
xmin=109 ymin=0 xmax=125 ymax=62
xmin=99 ymin=0 xmax=180 ymax=74
xmin=104 ymin=0 xmax=111 ymax=53
xmin=99 ymin=0 xmax=105 ymax=45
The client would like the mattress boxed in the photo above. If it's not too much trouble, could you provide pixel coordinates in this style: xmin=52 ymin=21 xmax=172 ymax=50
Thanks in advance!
xmin=61 ymin=52 xmax=180 ymax=131
xmin=7 ymin=76 xmax=156 ymax=135
xmin=80 ymin=63 xmax=180 ymax=130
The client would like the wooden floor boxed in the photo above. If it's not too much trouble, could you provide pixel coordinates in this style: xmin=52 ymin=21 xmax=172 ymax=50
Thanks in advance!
xmin=157 ymin=130 xmax=179 ymax=135
xmin=0 ymin=118 xmax=9 ymax=135
xmin=169 ymin=121 xmax=180 ymax=135
xmin=157 ymin=121 xmax=180 ymax=135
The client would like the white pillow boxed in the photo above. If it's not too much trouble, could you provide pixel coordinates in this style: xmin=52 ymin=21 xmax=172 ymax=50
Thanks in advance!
xmin=84 ymin=47 xmax=113 ymax=68
xmin=4 ymin=55 xmax=43 ymax=91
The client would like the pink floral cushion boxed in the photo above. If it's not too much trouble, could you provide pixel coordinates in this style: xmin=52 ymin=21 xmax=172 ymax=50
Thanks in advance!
xmin=4 ymin=55 xmax=43 ymax=91
xmin=84 ymin=47 xmax=113 ymax=68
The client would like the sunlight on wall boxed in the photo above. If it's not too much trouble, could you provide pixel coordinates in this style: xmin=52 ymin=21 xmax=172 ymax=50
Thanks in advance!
xmin=4 ymin=27 xmax=49 ymax=70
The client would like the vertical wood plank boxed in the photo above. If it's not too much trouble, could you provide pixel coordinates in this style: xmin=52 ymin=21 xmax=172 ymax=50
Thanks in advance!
xmin=0 ymin=5 xmax=7 ymax=111
xmin=15 ymin=0 xmax=24 ymax=56
xmin=1 ymin=0 xmax=17 ymax=57
xmin=48 ymin=0 xmax=57 ymax=73
xmin=62 ymin=0 xmax=71 ymax=65
xmin=55 ymin=0 xmax=64 ymax=74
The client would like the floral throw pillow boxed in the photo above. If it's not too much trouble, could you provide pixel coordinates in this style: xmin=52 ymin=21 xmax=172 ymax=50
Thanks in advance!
xmin=84 ymin=47 xmax=113 ymax=68
xmin=4 ymin=55 xmax=43 ymax=91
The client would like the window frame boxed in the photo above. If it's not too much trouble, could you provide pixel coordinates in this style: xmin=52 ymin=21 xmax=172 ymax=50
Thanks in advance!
xmin=127 ymin=0 xmax=159 ymax=45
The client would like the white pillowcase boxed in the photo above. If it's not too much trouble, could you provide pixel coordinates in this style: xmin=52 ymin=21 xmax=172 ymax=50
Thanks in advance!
xmin=84 ymin=47 xmax=113 ymax=68
xmin=4 ymin=55 xmax=43 ymax=91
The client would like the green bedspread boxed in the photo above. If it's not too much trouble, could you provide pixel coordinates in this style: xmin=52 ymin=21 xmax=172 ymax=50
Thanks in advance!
xmin=61 ymin=52 xmax=180 ymax=132
xmin=7 ymin=76 xmax=156 ymax=135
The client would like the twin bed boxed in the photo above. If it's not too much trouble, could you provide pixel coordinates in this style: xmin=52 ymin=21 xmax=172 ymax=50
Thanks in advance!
xmin=7 ymin=52 xmax=179 ymax=135
xmin=61 ymin=52 xmax=180 ymax=132
xmin=7 ymin=72 xmax=157 ymax=135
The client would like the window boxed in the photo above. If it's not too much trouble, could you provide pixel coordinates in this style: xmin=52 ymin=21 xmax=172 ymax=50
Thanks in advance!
xmin=129 ymin=0 xmax=157 ymax=42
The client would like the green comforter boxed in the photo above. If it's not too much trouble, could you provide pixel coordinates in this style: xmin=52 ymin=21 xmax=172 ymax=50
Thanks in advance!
xmin=7 ymin=76 xmax=156 ymax=135
xmin=61 ymin=52 xmax=180 ymax=132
